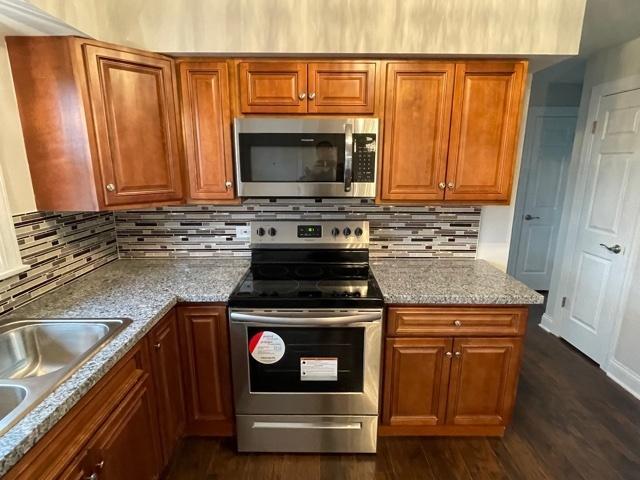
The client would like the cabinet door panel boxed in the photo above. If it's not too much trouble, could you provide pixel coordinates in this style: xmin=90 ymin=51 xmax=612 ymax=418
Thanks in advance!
xmin=446 ymin=337 xmax=523 ymax=426
xmin=150 ymin=310 xmax=186 ymax=466
xmin=381 ymin=62 xmax=454 ymax=201
xmin=178 ymin=306 xmax=234 ymax=435
xmin=179 ymin=62 xmax=235 ymax=200
xmin=382 ymin=337 xmax=453 ymax=426
xmin=238 ymin=61 xmax=307 ymax=113
xmin=84 ymin=45 xmax=183 ymax=206
xmin=307 ymin=62 xmax=376 ymax=113
xmin=446 ymin=62 xmax=526 ymax=202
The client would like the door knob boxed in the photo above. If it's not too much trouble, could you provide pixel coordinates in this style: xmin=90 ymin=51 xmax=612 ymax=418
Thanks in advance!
xmin=600 ymin=243 xmax=622 ymax=254
xmin=524 ymin=214 xmax=540 ymax=220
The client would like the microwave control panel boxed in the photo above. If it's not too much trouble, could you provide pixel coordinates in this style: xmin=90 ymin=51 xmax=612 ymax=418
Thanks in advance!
xmin=352 ymin=134 xmax=377 ymax=182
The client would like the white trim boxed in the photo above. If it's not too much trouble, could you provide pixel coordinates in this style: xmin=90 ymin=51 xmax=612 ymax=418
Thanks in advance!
xmin=606 ymin=359 xmax=640 ymax=400
xmin=540 ymin=313 xmax=558 ymax=335
xmin=0 ymin=163 xmax=26 ymax=280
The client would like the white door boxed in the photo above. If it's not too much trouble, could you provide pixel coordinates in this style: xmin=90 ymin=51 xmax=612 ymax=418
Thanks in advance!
xmin=561 ymin=88 xmax=640 ymax=364
xmin=514 ymin=107 xmax=577 ymax=290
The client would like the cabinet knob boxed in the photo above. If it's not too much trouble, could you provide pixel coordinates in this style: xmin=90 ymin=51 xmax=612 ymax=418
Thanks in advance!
xmin=225 ymin=180 xmax=233 ymax=189
xmin=454 ymin=320 xmax=462 ymax=327
xmin=447 ymin=182 xmax=455 ymax=189
xmin=105 ymin=183 xmax=116 ymax=192
xmin=154 ymin=342 xmax=161 ymax=350
xmin=85 ymin=474 xmax=98 ymax=480
xmin=298 ymin=93 xmax=307 ymax=100
xmin=308 ymin=92 xmax=316 ymax=100
xmin=445 ymin=351 xmax=453 ymax=358
xmin=454 ymin=351 xmax=462 ymax=357
xmin=438 ymin=182 xmax=446 ymax=190
xmin=96 ymin=460 xmax=105 ymax=471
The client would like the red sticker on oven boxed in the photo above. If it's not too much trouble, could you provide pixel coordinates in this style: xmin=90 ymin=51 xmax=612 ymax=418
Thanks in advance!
xmin=248 ymin=331 xmax=285 ymax=364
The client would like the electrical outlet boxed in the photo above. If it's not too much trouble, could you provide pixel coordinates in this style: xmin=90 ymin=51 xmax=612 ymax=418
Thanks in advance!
xmin=236 ymin=226 xmax=250 ymax=239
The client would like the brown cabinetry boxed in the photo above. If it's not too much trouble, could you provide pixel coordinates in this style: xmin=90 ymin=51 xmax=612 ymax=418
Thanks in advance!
xmin=178 ymin=305 xmax=234 ymax=435
xmin=379 ymin=60 xmax=526 ymax=204
xmin=380 ymin=306 xmax=527 ymax=436
xmin=238 ymin=61 xmax=377 ymax=114
xmin=149 ymin=310 xmax=186 ymax=467
xmin=178 ymin=60 xmax=236 ymax=201
xmin=7 ymin=36 xmax=183 ymax=211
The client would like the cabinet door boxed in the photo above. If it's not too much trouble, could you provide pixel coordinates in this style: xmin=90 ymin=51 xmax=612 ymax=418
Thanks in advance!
xmin=149 ymin=310 xmax=186 ymax=467
xmin=238 ymin=61 xmax=307 ymax=113
xmin=58 ymin=453 xmax=91 ymax=480
xmin=179 ymin=61 xmax=235 ymax=201
xmin=382 ymin=337 xmax=453 ymax=426
xmin=446 ymin=337 xmax=523 ymax=426
xmin=178 ymin=306 xmax=234 ymax=435
xmin=307 ymin=62 xmax=376 ymax=114
xmin=445 ymin=61 xmax=526 ymax=202
xmin=86 ymin=378 xmax=163 ymax=480
xmin=84 ymin=44 xmax=183 ymax=207
xmin=380 ymin=62 xmax=455 ymax=201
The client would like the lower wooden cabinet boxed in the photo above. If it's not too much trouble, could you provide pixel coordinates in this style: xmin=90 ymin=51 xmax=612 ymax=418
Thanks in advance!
xmin=178 ymin=305 xmax=235 ymax=436
xmin=380 ymin=306 xmax=527 ymax=436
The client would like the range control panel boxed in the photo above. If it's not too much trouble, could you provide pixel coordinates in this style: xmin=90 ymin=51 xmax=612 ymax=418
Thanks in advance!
xmin=251 ymin=220 xmax=369 ymax=248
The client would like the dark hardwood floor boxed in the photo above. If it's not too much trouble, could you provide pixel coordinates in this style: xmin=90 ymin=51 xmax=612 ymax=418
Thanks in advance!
xmin=166 ymin=302 xmax=640 ymax=479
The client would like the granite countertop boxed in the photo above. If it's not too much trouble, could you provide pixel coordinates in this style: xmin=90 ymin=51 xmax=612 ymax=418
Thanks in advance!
xmin=371 ymin=258 xmax=544 ymax=305
xmin=0 ymin=258 xmax=249 ymax=477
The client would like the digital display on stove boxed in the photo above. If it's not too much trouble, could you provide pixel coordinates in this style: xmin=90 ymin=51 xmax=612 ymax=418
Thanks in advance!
xmin=297 ymin=225 xmax=322 ymax=238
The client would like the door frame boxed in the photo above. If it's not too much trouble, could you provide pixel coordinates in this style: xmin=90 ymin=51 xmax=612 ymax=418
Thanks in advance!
xmin=507 ymin=106 xmax=578 ymax=282
xmin=543 ymin=73 xmax=640 ymax=370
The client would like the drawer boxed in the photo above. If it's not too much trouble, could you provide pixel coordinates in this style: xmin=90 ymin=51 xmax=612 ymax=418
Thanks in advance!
xmin=386 ymin=307 xmax=527 ymax=337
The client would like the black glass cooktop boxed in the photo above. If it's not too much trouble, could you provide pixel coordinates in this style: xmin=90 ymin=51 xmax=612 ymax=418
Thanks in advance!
xmin=228 ymin=249 xmax=384 ymax=309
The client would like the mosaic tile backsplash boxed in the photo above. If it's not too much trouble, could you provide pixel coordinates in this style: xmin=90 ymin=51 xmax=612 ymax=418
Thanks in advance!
xmin=0 ymin=211 xmax=118 ymax=316
xmin=115 ymin=199 xmax=480 ymax=259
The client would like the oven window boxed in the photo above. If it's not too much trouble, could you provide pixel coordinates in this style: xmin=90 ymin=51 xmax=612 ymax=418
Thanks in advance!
xmin=247 ymin=326 xmax=364 ymax=393
xmin=239 ymin=133 xmax=345 ymax=182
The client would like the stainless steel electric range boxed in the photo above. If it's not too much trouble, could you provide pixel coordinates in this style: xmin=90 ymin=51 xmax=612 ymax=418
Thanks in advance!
xmin=228 ymin=220 xmax=384 ymax=453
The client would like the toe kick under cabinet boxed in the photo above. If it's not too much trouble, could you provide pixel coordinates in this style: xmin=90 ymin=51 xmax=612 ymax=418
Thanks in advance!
xmin=379 ymin=306 xmax=528 ymax=436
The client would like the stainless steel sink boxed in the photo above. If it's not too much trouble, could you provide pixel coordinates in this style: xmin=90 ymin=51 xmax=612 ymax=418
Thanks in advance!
xmin=0 ymin=318 xmax=131 ymax=436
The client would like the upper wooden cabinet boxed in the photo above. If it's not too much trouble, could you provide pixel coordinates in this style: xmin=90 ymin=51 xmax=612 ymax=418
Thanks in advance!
xmin=178 ymin=61 xmax=236 ymax=201
xmin=237 ymin=61 xmax=377 ymax=114
xmin=381 ymin=62 xmax=455 ymax=201
xmin=7 ymin=36 xmax=184 ymax=211
xmin=446 ymin=62 xmax=526 ymax=202
xmin=379 ymin=60 xmax=527 ymax=204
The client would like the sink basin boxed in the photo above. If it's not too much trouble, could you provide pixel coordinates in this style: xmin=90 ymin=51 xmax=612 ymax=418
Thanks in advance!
xmin=0 ymin=318 xmax=131 ymax=436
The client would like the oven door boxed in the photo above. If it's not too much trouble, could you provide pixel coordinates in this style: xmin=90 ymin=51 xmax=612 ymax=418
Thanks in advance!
xmin=229 ymin=309 xmax=382 ymax=415
xmin=233 ymin=117 xmax=377 ymax=198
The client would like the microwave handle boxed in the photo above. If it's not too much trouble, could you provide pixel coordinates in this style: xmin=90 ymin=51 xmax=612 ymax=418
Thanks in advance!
xmin=344 ymin=123 xmax=353 ymax=192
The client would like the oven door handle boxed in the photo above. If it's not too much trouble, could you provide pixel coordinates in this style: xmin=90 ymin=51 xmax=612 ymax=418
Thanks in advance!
xmin=229 ymin=311 xmax=381 ymax=326
xmin=344 ymin=122 xmax=353 ymax=192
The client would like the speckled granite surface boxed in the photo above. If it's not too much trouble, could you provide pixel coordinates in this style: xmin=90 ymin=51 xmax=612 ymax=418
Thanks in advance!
xmin=0 ymin=258 xmax=249 ymax=477
xmin=371 ymin=258 xmax=544 ymax=305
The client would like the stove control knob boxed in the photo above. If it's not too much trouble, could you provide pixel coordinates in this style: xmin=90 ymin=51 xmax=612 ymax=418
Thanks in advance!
xmin=268 ymin=227 xmax=277 ymax=237
xmin=331 ymin=227 xmax=340 ymax=237
xmin=343 ymin=227 xmax=351 ymax=237
xmin=354 ymin=227 xmax=363 ymax=237
xmin=256 ymin=227 xmax=266 ymax=237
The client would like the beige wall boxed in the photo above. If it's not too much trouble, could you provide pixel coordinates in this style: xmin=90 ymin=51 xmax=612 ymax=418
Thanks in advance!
xmin=30 ymin=0 xmax=586 ymax=55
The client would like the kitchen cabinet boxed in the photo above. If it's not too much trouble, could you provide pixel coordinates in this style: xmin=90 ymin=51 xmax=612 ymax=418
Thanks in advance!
xmin=379 ymin=60 xmax=526 ymax=204
xmin=149 ymin=310 xmax=186 ymax=467
xmin=7 ymin=36 xmax=183 ymax=211
xmin=178 ymin=305 xmax=235 ymax=436
xmin=237 ymin=60 xmax=377 ymax=114
xmin=178 ymin=61 xmax=236 ymax=201
xmin=380 ymin=306 xmax=528 ymax=436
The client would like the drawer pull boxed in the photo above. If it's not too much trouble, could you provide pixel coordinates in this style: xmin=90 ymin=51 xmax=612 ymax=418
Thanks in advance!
xmin=454 ymin=320 xmax=462 ymax=327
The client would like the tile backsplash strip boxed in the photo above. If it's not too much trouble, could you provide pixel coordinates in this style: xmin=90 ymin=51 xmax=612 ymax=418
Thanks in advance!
xmin=116 ymin=199 xmax=480 ymax=258
xmin=0 ymin=211 xmax=118 ymax=316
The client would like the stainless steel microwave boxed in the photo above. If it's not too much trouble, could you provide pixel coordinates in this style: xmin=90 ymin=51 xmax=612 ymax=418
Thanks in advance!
xmin=233 ymin=117 xmax=378 ymax=198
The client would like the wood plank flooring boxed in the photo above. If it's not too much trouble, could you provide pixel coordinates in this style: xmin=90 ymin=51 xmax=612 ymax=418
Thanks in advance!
xmin=166 ymin=302 xmax=640 ymax=479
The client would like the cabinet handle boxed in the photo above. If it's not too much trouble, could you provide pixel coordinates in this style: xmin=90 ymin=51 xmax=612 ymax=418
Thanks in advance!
xmin=308 ymin=92 xmax=316 ymax=100
xmin=447 ymin=182 xmax=455 ymax=190
xmin=445 ymin=351 xmax=453 ymax=358
xmin=454 ymin=320 xmax=462 ymax=327
xmin=154 ymin=342 xmax=161 ymax=350
xmin=95 ymin=460 xmax=105 ymax=471
xmin=438 ymin=182 xmax=446 ymax=190
xmin=225 ymin=180 xmax=233 ymax=189
xmin=85 ymin=474 xmax=98 ymax=480
xmin=454 ymin=351 xmax=462 ymax=357
xmin=298 ymin=93 xmax=307 ymax=100
xmin=105 ymin=183 xmax=116 ymax=192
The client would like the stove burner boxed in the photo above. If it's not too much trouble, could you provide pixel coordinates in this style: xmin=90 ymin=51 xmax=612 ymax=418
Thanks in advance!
xmin=293 ymin=265 xmax=325 ymax=279
xmin=252 ymin=280 xmax=300 ymax=295
xmin=253 ymin=264 xmax=290 ymax=279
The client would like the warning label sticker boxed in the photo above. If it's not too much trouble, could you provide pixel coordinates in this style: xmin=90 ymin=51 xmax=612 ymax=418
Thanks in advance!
xmin=300 ymin=357 xmax=338 ymax=381
xmin=248 ymin=331 xmax=285 ymax=364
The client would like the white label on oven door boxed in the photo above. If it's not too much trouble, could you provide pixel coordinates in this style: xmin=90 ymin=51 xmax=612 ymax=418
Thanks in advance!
xmin=249 ymin=331 xmax=285 ymax=364
xmin=300 ymin=357 xmax=338 ymax=381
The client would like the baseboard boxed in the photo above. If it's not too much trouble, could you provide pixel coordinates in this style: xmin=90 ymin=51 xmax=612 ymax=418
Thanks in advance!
xmin=606 ymin=358 xmax=640 ymax=400
xmin=539 ymin=313 xmax=558 ymax=335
